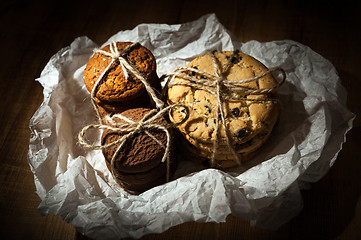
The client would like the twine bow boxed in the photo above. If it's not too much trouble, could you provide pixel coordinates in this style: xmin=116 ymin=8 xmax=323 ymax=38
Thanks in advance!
xmin=78 ymin=104 xmax=189 ymax=185
xmin=91 ymin=41 xmax=164 ymax=123
xmin=79 ymin=40 xmax=190 ymax=191
xmin=164 ymin=50 xmax=286 ymax=167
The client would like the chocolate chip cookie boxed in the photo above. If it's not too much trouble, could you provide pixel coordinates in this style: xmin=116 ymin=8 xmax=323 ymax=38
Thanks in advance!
xmin=167 ymin=51 xmax=282 ymax=168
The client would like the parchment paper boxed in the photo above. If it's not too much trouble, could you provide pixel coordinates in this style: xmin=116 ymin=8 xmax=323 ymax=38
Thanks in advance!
xmin=28 ymin=14 xmax=355 ymax=239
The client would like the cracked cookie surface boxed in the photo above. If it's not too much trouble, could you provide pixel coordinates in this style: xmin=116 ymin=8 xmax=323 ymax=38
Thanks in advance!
xmin=83 ymin=42 xmax=158 ymax=102
xmin=167 ymin=51 xmax=279 ymax=167
xmin=168 ymin=51 xmax=278 ymax=144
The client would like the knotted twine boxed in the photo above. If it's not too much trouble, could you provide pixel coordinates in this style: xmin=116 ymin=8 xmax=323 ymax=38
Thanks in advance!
xmin=163 ymin=50 xmax=286 ymax=167
xmin=90 ymin=41 xmax=165 ymax=124
xmin=78 ymin=104 xmax=189 ymax=187
xmin=78 ymin=40 xmax=189 ymax=189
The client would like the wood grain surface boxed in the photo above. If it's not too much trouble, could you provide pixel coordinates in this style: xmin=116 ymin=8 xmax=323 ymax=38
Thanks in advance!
xmin=0 ymin=0 xmax=360 ymax=239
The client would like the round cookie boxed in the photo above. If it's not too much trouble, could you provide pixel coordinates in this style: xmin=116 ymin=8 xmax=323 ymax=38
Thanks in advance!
xmin=180 ymin=126 xmax=275 ymax=168
xmin=101 ymin=108 xmax=174 ymax=194
xmin=167 ymin=51 xmax=280 ymax=167
xmin=179 ymin=136 xmax=259 ymax=169
xmin=83 ymin=42 xmax=159 ymax=103
xmin=113 ymin=164 xmax=168 ymax=193
xmin=95 ymin=89 xmax=152 ymax=119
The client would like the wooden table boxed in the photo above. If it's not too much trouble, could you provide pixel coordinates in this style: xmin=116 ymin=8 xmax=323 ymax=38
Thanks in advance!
xmin=1 ymin=0 xmax=360 ymax=239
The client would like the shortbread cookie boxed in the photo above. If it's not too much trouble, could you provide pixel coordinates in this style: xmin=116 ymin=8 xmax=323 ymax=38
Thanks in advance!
xmin=167 ymin=51 xmax=281 ymax=168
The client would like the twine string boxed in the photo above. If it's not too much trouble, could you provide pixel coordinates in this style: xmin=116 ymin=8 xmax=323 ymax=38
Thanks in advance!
xmin=78 ymin=104 xmax=189 ymax=187
xmin=210 ymin=51 xmax=242 ymax=166
xmin=91 ymin=41 xmax=164 ymax=125
xmin=79 ymin=40 xmax=190 ymax=191
xmin=164 ymin=51 xmax=286 ymax=167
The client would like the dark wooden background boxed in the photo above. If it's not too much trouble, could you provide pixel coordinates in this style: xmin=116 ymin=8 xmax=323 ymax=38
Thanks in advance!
xmin=1 ymin=0 xmax=360 ymax=239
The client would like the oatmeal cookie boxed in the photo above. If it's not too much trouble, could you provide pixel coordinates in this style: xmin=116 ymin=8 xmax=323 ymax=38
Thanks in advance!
xmin=84 ymin=42 xmax=159 ymax=102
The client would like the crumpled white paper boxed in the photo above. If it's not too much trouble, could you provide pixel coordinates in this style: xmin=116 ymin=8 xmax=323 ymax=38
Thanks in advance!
xmin=28 ymin=14 xmax=355 ymax=239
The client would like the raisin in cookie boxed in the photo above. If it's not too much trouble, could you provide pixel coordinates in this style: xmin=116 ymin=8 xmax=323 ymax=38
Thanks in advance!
xmin=167 ymin=51 xmax=281 ymax=168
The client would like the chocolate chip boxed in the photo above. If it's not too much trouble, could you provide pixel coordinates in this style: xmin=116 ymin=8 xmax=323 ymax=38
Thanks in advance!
xmin=231 ymin=108 xmax=240 ymax=117
xmin=236 ymin=129 xmax=246 ymax=138
xmin=190 ymin=66 xmax=198 ymax=76
xmin=230 ymin=54 xmax=242 ymax=64
xmin=232 ymin=56 xmax=240 ymax=64
xmin=205 ymin=105 xmax=211 ymax=114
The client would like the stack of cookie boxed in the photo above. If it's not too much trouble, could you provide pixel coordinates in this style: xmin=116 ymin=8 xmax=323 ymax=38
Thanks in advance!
xmin=101 ymin=108 xmax=174 ymax=194
xmin=80 ymin=42 xmax=284 ymax=193
xmin=83 ymin=42 xmax=162 ymax=118
xmin=81 ymin=41 xmax=174 ymax=194
xmin=167 ymin=50 xmax=283 ymax=168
